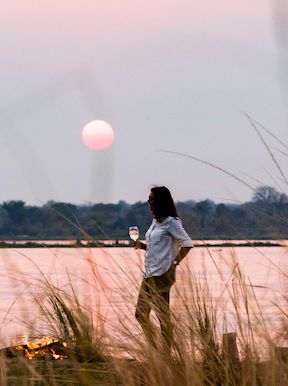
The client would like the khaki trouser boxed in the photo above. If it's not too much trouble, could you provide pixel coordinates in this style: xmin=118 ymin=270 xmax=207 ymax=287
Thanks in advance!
xmin=135 ymin=267 xmax=175 ymax=350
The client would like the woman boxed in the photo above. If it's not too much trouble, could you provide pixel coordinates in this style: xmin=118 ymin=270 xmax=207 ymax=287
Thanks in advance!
xmin=135 ymin=186 xmax=193 ymax=350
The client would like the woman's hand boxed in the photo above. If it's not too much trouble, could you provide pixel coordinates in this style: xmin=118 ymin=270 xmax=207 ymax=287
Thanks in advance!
xmin=167 ymin=262 xmax=176 ymax=280
xmin=164 ymin=262 xmax=176 ymax=284
xmin=135 ymin=240 xmax=146 ymax=250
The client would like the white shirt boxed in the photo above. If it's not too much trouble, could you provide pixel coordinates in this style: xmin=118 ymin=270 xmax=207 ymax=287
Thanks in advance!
xmin=144 ymin=216 xmax=193 ymax=278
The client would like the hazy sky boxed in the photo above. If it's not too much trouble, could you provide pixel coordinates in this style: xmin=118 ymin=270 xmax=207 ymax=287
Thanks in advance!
xmin=0 ymin=0 xmax=287 ymax=205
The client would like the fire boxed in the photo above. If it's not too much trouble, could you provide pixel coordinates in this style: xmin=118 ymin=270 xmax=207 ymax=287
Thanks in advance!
xmin=15 ymin=337 xmax=68 ymax=360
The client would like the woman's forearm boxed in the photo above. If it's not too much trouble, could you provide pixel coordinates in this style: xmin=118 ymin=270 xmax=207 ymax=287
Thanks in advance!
xmin=174 ymin=247 xmax=191 ymax=265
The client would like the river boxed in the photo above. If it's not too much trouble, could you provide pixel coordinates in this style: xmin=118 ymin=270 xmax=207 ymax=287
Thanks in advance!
xmin=0 ymin=244 xmax=287 ymax=350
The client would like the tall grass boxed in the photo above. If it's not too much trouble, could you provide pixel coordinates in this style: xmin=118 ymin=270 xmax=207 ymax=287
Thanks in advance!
xmin=2 ymin=242 xmax=287 ymax=385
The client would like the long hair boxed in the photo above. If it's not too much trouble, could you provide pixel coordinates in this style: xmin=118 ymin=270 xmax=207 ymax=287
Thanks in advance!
xmin=150 ymin=186 xmax=178 ymax=221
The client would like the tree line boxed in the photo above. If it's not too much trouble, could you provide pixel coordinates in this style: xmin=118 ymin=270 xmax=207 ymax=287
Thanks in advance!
xmin=0 ymin=186 xmax=287 ymax=240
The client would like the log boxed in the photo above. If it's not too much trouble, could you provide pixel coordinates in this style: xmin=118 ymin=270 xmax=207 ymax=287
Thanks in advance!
xmin=275 ymin=347 xmax=288 ymax=386
xmin=222 ymin=333 xmax=239 ymax=363
xmin=275 ymin=347 xmax=288 ymax=363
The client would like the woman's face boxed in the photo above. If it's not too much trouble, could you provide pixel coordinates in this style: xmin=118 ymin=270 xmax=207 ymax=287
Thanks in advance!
xmin=148 ymin=191 xmax=155 ymax=215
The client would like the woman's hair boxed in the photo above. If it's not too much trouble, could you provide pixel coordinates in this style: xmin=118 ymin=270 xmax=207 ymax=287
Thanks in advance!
xmin=150 ymin=186 xmax=178 ymax=220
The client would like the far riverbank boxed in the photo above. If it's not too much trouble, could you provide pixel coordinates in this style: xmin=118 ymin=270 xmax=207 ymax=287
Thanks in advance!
xmin=0 ymin=240 xmax=286 ymax=248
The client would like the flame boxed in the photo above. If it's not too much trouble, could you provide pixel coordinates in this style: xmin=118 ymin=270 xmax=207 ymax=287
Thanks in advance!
xmin=15 ymin=337 xmax=67 ymax=360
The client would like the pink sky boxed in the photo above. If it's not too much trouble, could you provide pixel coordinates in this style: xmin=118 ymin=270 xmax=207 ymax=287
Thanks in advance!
xmin=0 ymin=0 xmax=287 ymax=205
xmin=1 ymin=1 xmax=272 ymax=37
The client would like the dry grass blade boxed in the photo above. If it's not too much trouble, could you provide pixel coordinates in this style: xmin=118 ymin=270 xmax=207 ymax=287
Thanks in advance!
xmin=244 ymin=113 xmax=288 ymax=186
xmin=43 ymin=283 xmax=108 ymax=363
xmin=156 ymin=149 xmax=257 ymax=195
xmin=245 ymin=114 xmax=288 ymax=152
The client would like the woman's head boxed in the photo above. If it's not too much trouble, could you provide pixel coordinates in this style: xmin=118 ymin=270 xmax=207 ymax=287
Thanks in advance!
xmin=148 ymin=186 xmax=178 ymax=221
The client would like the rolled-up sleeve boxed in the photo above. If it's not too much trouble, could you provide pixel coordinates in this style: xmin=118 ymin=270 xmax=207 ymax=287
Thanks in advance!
xmin=167 ymin=218 xmax=194 ymax=247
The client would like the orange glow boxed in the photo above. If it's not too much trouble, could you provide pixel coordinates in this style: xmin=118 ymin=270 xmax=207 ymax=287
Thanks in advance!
xmin=15 ymin=337 xmax=67 ymax=360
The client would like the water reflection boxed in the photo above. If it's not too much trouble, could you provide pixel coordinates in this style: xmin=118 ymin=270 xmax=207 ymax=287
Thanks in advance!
xmin=0 ymin=245 xmax=287 ymax=349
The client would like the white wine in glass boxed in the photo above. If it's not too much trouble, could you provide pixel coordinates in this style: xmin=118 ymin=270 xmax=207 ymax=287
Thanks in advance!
xmin=129 ymin=226 xmax=139 ymax=242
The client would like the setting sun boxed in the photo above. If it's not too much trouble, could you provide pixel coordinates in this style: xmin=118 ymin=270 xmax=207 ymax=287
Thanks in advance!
xmin=81 ymin=120 xmax=115 ymax=150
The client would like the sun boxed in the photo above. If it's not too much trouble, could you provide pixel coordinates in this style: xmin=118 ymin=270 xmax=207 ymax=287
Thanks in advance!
xmin=81 ymin=120 xmax=115 ymax=150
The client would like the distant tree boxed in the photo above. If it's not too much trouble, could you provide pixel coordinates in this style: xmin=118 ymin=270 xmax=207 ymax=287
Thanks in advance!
xmin=2 ymin=200 xmax=25 ymax=224
xmin=252 ymin=185 xmax=284 ymax=204
xmin=194 ymin=199 xmax=215 ymax=230
xmin=0 ymin=192 xmax=287 ymax=240
xmin=279 ymin=193 xmax=288 ymax=204
xmin=176 ymin=201 xmax=197 ymax=236
xmin=0 ymin=207 xmax=10 ymax=234
xmin=117 ymin=200 xmax=130 ymax=208
xmin=43 ymin=202 xmax=79 ymax=237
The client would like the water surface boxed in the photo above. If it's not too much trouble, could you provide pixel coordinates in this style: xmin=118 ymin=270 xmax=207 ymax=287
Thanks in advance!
xmin=0 ymin=245 xmax=287 ymax=349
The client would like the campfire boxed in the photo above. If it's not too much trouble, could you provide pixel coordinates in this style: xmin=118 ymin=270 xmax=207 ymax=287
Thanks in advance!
xmin=15 ymin=337 xmax=68 ymax=360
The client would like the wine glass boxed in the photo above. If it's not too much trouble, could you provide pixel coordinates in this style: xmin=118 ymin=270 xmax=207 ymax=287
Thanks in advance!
xmin=129 ymin=226 xmax=139 ymax=242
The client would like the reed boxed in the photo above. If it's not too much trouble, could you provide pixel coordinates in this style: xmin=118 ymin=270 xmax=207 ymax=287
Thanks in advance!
xmin=0 ymin=239 xmax=287 ymax=385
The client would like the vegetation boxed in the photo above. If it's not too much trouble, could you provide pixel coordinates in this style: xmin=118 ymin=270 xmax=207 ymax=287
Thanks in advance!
xmin=0 ymin=185 xmax=288 ymax=240
xmin=1 ymin=243 xmax=287 ymax=385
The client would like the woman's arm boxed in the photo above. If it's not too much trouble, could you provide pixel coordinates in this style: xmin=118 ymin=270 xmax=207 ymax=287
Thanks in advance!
xmin=167 ymin=218 xmax=193 ymax=266
xmin=173 ymin=246 xmax=191 ymax=266
xmin=135 ymin=240 xmax=147 ymax=250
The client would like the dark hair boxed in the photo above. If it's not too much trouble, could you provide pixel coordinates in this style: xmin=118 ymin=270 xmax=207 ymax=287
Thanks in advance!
xmin=150 ymin=186 xmax=178 ymax=221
